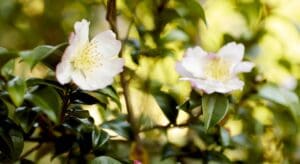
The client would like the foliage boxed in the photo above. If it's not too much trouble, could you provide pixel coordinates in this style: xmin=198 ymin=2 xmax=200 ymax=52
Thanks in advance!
xmin=0 ymin=0 xmax=300 ymax=163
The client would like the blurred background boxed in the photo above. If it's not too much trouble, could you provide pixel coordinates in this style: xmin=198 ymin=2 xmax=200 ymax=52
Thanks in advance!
xmin=1 ymin=0 xmax=300 ymax=163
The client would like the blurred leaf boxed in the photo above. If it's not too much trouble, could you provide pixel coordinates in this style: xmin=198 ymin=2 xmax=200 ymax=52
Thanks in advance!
xmin=177 ymin=90 xmax=202 ymax=113
xmin=161 ymin=29 xmax=189 ymax=43
xmin=161 ymin=143 xmax=181 ymax=160
xmin=53 ymin=135 xmax=76 ymax=157
xmin=0 ymin=119 xmax=24 ymax=162
xmin=0 ymin=98 xmax=9 ymax=119
xmin=70 ymin=90 xmax=107 ymax=106
xmin=202 ymin=94 xmax=229 ymax=131
xmin=220 ymin=127 xmax=231 ymax=147
xmin=15 ymin=107 xmax=39 ymax=133
xmin=7 ymin=77 xmax=26 ymax=106
xmin=92 ymin=128 xmax=109 ymax=152
xmin=26 ymin=78 xmax=64 ymax=91
xmin=174 ymin=0 xmax=206 ymax=24
xmin=67 ymin=106 xmax=90 ymax=119
xmin=25 ymin=87 xmax=62 ymax=124
xmin=98 ymin=86 xmax=121 ymax=109
xmin=101 ymin=115 xmax=133 ymax=139
xmin=153 ymin=91 xmax=178 ymax=124
xmin=259 ymin=84 xmax=300 ymax=120
xmin=206 ymin=151 xmax=231 ymax=163
xmin=19 ymin=43 xmax=67 ymax=69
xmin=0 ymin=50 xmax=18 ymax=68
xmin=91 ymin=156 xmax=122 ymax=164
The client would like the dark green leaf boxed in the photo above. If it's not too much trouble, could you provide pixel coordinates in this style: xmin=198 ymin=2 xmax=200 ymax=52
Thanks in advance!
xmin=153 ymin=91 xmax=178 ymax=124
xmin=26 ymin=78 xmax=64 ymax=91
xmin=98 ymin=86 xmax=121 ymax=109
xmin=0 ymin=50 xmax=18 ymax=68
xmin=25 ymin=87 xmax=62 ymax=124
xmin=92 ymin=128 xmax=109 ymax=151
xmin=19 ymin=43 xmax=67 ymax=69
xmin=0 ymin=119 xmax=24 ymax=162
xmin=15 ymin=107 xmax=39 ymax=133
xmin=101 ymin=115 xmax=133 ymax=139
xmin=202 ymin=94 xmax=229 ymax=131
xmin=7 ymin=77 xmax=26 ymax=106
xmin=91 ymin=156 xmax=122 ymax=164
xmin=161 ymin=143 xmax=181 ymax=160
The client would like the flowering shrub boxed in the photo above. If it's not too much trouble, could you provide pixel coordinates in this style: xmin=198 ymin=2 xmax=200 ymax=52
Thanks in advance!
xmin=0 ymin=0 xmax=299 ymax=163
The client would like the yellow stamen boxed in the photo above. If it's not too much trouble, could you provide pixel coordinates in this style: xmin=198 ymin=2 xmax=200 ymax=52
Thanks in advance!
xmin=204 ymin=57 xmax=230 ymax=81
xmin=72 ymin=43 xmax=102 ymax=70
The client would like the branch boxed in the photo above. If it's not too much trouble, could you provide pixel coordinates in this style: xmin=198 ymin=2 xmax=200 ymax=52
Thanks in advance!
xmin=139 ymin=123 xmax=189 ymax=133
xmin=19 ymin=143 xmax=42 ymax=159
xmin=106 ymin=0 xmax=139 ymax=142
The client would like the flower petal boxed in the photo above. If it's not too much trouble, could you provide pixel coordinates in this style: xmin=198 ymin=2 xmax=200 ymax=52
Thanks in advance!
xmin=90 ymin=30 xmax=121 ymax=58
xmin=56 ymin=61 xmax=73 ymax=84
xmin=175 ymin=62 xmax=193 ymax=77
xmin=218 ymin=42 xmax=244 ymax=64
xmin=60 ymin=19 xmax=90 ymax=61
xmin=181 ymin=46 xmax=207 ymax=78
xmin=73 ymin=19 xmax=89 ymax=45
xmin=71 ymin=70 xmax=93 ymax=90
xmin=85 ymin=69 xmax=114 ymax=90
xmin=233 ymin=61 xmax=254 ymax=74
xmin=181 ymin=77 xmax=244 ymax=94
xmin=101 ymin=58 xmax=125 ymax=76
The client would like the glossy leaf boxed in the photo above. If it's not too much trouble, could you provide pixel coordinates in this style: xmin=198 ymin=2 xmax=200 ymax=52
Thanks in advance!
xmin=101 ymin=116 xmax=133 ymax=139
xmin=98 ymin=86 xmax=121 ymax=109
xmin=7 ymin=77 xmax=26 ymax=106
xmin=202 ymin=94 xmax=229 ymax=131
xmin=19 ymin=43 xmax=67 ymax=69
xmin=153 ymin=91 xmax=178 ymax=124
xmin=0 ymin=119 xmax=24 ymax=162
xmin=26 ymin=78 xmax=64 ymax=91
xmin=15 ymin=107 xmax=39 ymax=133
xmin=25 ymin=87 xmax=62 ymax=124
xmin=92 ymin=128 xmax=109 ymax=151
xmin=91 ymin=156 xmax=122 ymax=164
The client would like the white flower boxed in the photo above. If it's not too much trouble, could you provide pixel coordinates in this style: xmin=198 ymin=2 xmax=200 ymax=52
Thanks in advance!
xmin=176 ymin=42 xmax=254 ymax=94
xmin=56 ymin=19 xmax=124 ymax=90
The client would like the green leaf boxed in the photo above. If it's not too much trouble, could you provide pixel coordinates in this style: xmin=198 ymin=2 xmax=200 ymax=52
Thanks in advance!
xmin=7 ymin=77 xmax=26 ymax=106
xmin=161 ymin=143 xmax=181 ymax=160
xmin=90 ymin=156 xmax=122 ymax=164
xmin=174 ymin=0 xmax=206 ymax=24
xmin=202 ymin=94 xmax=229 ymax=131
xmin=19 ymin=43 xmax=67 ymax=69
xmin=258 ymin=84 xmax=300 ymax=120
xmin=0 ymin=49 xmax=18 ymax=68
xmin=98 ymin=86 xmax=121 ymax=109
xmin=26 ymin=78 xmax=64 ymax=91
xmin=0 ymin=119 xmax=24 ymax=162
xmin=15 ymin=107 xmax=39 ymax=133
xmin=101 ymin=115 xmax=133 ymax=139
xmin=92 ymin=128 xmax=109 ymax=151
xmin=25 ymin=87 xmax=62 ymax=124
xmin=153 ymin=91 xmax=178 ymax=124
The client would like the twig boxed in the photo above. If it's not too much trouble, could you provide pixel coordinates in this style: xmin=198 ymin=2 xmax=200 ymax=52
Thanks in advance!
xmin=139 ymin=123 xmax=189 ymax=133
xmin=20 ymin=143 xmax=42 ymax=159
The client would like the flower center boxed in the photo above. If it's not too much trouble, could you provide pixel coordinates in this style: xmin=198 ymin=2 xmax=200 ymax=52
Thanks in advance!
xmin=204 ymin=56 xmax=230 ymax=81
xmin=72 ymin=43 xmax=102 ymax=71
